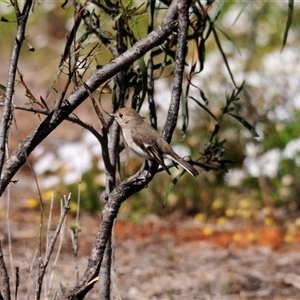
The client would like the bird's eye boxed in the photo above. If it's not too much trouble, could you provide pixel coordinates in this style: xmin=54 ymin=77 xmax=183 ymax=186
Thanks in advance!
xmin=119 ymin=113 xmax=123 ymax=118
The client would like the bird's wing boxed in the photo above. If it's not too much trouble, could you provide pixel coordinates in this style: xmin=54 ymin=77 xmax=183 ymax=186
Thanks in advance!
xmin=146 ymin=144 xmax=171 ymax=175
xmin=131 ymin=127 xmax=171 ymax=175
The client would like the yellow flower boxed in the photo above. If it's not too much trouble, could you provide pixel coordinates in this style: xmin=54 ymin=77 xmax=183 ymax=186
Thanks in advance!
xmin=233 ymin=233 xmax=242 ymax=243
xmin=70 ymin=202 xmax=78 ymax=213
xmin=284 ymin=234 xmax=294 ymax=244
xmin=264 ymin=217 xmax=273 ymax=226
xmin=27 ymin=198 xmax=39 ymax=209
xmin=248 ymin=232 xmax=258 ymax=243
xmin=225 ymin=208 xmax=236 ymax=218
xmin=262 ymin=207 xmax=272 ymax=216
xmin=295 ymin=218 xmax=300 ymax=227
xmin=203 ymin=226 xmax=214 ymax=236
xmin=212 ymin=198 xmax=224 ymax=210
xmin=217 ymin=217 xmax=227 ymax=225
xmin=237 ymin=208 xmax=252 ymax=218
xmin=43 ymin=190 xmax=55 ymax=202
xmin=194 ymin=213 xmax=206 ymax=223
xmin=238 ymin=198 xmax=251 ymax=209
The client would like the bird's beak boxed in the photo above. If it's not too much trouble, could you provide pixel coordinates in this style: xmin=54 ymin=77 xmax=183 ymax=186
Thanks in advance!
xmin=109 ymin=113 xmax=115 ymax=117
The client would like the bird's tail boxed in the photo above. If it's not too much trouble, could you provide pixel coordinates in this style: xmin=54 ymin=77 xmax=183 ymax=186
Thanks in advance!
xmin=167 ymin=152 xmax=198 ymax=177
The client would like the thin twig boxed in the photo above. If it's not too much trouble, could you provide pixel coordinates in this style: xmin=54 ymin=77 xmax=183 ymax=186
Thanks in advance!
xmin=47 ymin=199 xmax=67 ymax=296
xmin=70 ymin=221 xmax=80 ymax=282
xmin=0 ymin=102 xmax=105 ymax=154
xmin=147 ymin=54 xmax=157 ymax=130
xmin=0 ymin=0 xmax=33 ymax=177
xmin=0 ymin=239 xmax=11 ymax=300
xmin=35 ymin=193 xmax=72 ymax=300
xmin=14 ymin=267 xmax=19 ymax=300
xmin=80 ymin=82 xmax=114 ymax=174
xmin=26 ymin=248 xmax=38 ymax=298
xmin=5 ymin=158 xmax=14 ymax=280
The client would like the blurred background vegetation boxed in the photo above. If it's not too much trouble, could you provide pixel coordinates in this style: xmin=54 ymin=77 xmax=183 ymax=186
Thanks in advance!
xmin=1 ymin=0 xmax=300 ymax=228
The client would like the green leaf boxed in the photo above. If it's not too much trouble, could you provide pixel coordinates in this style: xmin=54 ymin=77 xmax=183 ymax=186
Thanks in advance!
xmin=147 ymin=0 xmax=156 ymax=33
xmin=163 ymin=170 xmax=185 ymax=205
xmin=212 ymin=26 xmax=237 ymax=88
xmin=228 ymin=112 xmax=259 ymax=137
xmin=61 ymin=0 xmax=71 ymax=9
xmin=1 ymin=16 xmax=10 ymax=22
xmin=181 ymin=93 xmax=188 ymax=138
xmin=189 ymin=96 xmax=216 ymax=120
xmin=282 ymin=0 xmax=294 ymax=51
xmin=0 ymin=83 xmax=6 ymax=93
xmin=214 ymin=25 xmax=240 ymax=56
xmin=198 ymin=38 xmax=205 ymax=72
xmin=232 ymin=0 xmax=250 ymax=26
xmin=138 ymin=56 xmax=147 ymax=104
xmin=113 ymin=13 xmax=122 ymax=22
xmin=187 ymin=79 xmax=209 ymax=105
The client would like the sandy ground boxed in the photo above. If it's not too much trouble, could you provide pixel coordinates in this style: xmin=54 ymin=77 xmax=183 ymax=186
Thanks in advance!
xmin=1 ymin=196 xmax=300 ymax=300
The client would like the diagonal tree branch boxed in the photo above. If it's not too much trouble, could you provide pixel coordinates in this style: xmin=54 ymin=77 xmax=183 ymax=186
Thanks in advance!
xmin=0 ymin=0 xmax=179 ymax=197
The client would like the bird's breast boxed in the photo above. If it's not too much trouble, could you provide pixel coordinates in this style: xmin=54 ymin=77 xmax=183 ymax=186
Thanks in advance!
xmin=122 ymin=128 xmax=149 ymax=158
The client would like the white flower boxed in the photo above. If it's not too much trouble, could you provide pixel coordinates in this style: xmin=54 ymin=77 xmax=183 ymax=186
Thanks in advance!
xmin=282 ymin=138 xmax=300 ymax=159
xmin=82 ymin=131 xmax=102 ymax=157
xmin=260 ymin=149 xmax=281 ymax=178
xmin=293 ymin=93 xmax=300 ymax=110
xmin=282 ymin=175 xmax=294 ymax=186
xmin=224 ymin=169 xmax=247 ymax=187
xmin=245 ymin=143 xmax=262 ymax=158
xmin=244 ymin=157 xmax=260 ymax=177
xmin=244 ymin=149 xmax=281 ymax=178
xmin=57 ymin=143 xmax=93 ymax=184
xmin=33 ymin=152 xmax=59 ymax=175
xmin=41 ymin=176 xmax=60 ymax=189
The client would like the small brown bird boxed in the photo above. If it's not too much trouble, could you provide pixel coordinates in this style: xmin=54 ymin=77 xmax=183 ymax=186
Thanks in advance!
xmin=111 ymin=107 xmax=198 ymax=177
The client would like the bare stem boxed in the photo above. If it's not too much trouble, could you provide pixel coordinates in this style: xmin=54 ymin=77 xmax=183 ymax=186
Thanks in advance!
xmin=35 ymin=194 xmax=72 ymax=299
xmin=0 ymin=240 xmax=11 ymax=300
xmin=163 ymin=0 xmax=191 ymax=143
xmin=0 ymin=0 xmax=33 ymax=177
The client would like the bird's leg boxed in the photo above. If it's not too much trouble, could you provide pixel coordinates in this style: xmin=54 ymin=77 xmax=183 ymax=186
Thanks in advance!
xmin=141 ymin=160 xmax=152 ymax=179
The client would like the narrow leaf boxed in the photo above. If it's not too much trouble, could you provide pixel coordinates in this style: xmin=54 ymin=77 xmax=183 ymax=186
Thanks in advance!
xmin=212 ymin=26 xmax=237 ymax=87
xmin=1 ymin=16 xmax=10 ymax=22
xmin=191 ymin=39 xmax=199 ymax=70
xmin=281 ymin=0 xmax=294 ymax=51
xmin=138 ymin=57 xmax=147 ymax=103
xmin=189 ymin=96 xmax=216 ymax=120
xmin=181 ymin=93 xmax=188 ymax=137
xmin=113 ymin=13 xmax=122 ymax=22
xmin=0 ymin=83 xmax=6 ymax=93
xmin=215 ymin=25 xmax=241 ymax=56
xmin=187 ymin=79 xmax=209 ymax=105
xmin=228 ymin=112 xmax=259 ymax=137
xmin=163 ymin=171 xmax=185 ymax=205
xmin=147 ymin=0 xmax=156 ymax=33
xmin=61 ymin=0 xmax=72 ymax=9
xmin=198 ymin=38 xmax=205 ymax=72
xmin=232 ymin=0 xmax=250 ymax=26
